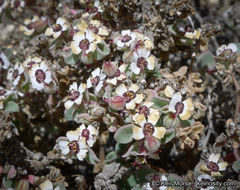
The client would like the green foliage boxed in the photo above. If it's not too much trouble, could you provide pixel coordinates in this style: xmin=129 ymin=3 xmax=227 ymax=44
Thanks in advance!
xmin=161 ymin=129 xmax=175 ymax=144
xmin=64 ymin=53 xmax=79 ymax=65
xmin=232 ymin=159 xmax=240 ymax=173
xmin=114 ymin=124 xmax=133 ymax=144
xmin=4 ymin=101 xmax=19 ymax=113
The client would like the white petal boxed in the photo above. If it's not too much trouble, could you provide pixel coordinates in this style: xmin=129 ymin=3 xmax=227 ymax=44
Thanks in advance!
xmin=129 ymin=84 xmax=139 ymax=92
xmin=75 ymin=94 xmax=83 ymax=105
xmin=95 ymin=81 xmax=103 ymax=93
xmin=71 ymin=41 xmax=82 ymax=54
xmin=115 ymin=84 xmax=127 ymax=96
xmin=44 ymin=71 xmax=52 ymax=84
xmin=78 ymin=83 xmax=86 ymax=93
xmin=92 ymin=68 xmax=101 ymax=77
xmin=76 ymin=149 xmax=88 ymax=161
xmin=87 ymin=137 xmax=96 ymax=147
xmin=209 ymin=153 xmax=220 ymax=163
xmin=86 ymin=30 xmax=96 ymax=42
xmin=64 ymin=100 xmax=74 ymax=110
xmin=132 ymin=125 xmax=144 ymax=140
xmin=87 ymin=78 xmax=93 ymax=88
xmin=130 ymin=62 xmax=140 ymax=75
xmin=66 ymin=130 xmax=79 ymax=142
xmin=73 ymin=32 xmax=85 ymax=42
xmin=126 ymin=100 xmax=136 ymax=110
xmin=59 ymin=140 xmax=68 ymax=149
xmin=137 ymin=48 xmax=150 ymax=58
xmin=39 ymin=180 xmax=53 ymax=190
xmin=70 ymin=82 xmax=78 ymax=91
xmin=53 ymin=31 xmax=62 ymax=38
xmin=218 ymin=162 xmax=228 ymax=171
xmin=61 ymin=147 xmax=70 ymax=155
xmin=56 ymin=17 xmax=65 ymax=25
xmin=106 ymin=77 xmax=117 ymax=85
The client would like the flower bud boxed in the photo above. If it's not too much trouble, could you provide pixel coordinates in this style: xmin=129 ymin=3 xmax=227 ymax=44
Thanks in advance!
xmin=105 ymin=96 xmax=126 ymax=111
xmin=102 ymin=60 xmax=118 ymax=77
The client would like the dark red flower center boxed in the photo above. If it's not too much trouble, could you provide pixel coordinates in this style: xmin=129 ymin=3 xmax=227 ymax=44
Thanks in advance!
xmin=69 ymin=91 xmax=80 ymax=101
xmin=0 ymin=89 xmax=6 ymax=96
xmin=35 ymin=69 xmax=46 ymax=83
xmin=175 ymin=102 xmax=184 ymax=115
xmin=13 ymin=69 xmax=19 ymax=79
xmin=14 ymin=0 xmax=21 ymax=8
xmin=26 ymin=23 xmax=33 ymax=30
xmin=185 ymin=25 xmax=194 ymax=33
xmin=121 ymin=35 xmax=132 ymax=43
xmin=88 ymin=7 xmax=98 ymax=14
xmin=207 ymin=161 xmax=219 ymax=172
xmin=0 ymin=0 xmax=4 ymax=6
xmin=88 ymin=24 xmax=99 ymax=34
xmin=122 ymin=90 xmax=136 ymax=103
xmin=53 ymin=24 xmax=62 ymax=32
xmin=81 ymin=129 xmax=90 ymax=140
xmin=91 ymin=76 xmax=100 ymax=87
xmin=201 ymin=178 xmax=211 ymax=189
xmin=143 ymin=123 xmax=154 ymax=136
xmin=137 ymin=57 xmax=148 ymax=70
xmin=28 ymin=61 xmax=36 ymax=67
xmin=68 ymin=140 xmax=79 ymax=154
xmin=139 ymin=106 xmax=150 ymax=117
xmin=79 ymin=39 xmax=90 ymax=51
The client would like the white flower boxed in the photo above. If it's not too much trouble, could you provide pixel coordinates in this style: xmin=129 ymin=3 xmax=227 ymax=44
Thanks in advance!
xmin=0 ymin=0 xmax=8 ymax=14
xmin=116 ymin=30 xmax=136 ymax=49
xmin=131 ymin=31 xmax=154 ymax=50
xmin=29 ymin=62 xmax=52 ymax=91
xmin=106 ymin=63 xmax=127 ymax=85
xmin=200 ymin=153 xmax=228 ymax=177
xmin=87 ymin=68 xmax=106 ymax=93
xmin=0 ymin=52 xmax=10 ymax=70
xmin=130 ymin=48 xmax=155 ymax=75
xmin=58 ymin=130 xmax=88 ymax=161
xmin=19 ymin=16 xmax=39 ymax=36
xmin=10 ymin=0 xmax=25 ymax=11
xmin=64 ymin=82 xmax=86 ymax=110
xmin=197 ymin=174 xmax=215 ymax=190
xmin=45 ymin=17 xmax=68 ymax=39
xmin=132 ymin=113 xmax=166 ymax=140
xmin=71 ymin=30 xmax=101 ymax=55
xmin=7 ymin=63 xmax=24 ymax=86
xmin=115 ymin=83 xmax=144 ymax=110
xmin=77 ymin=124 xmax=99 ymax=147
xmin=216 ymin=43 xmax=238 ymax=56
xmin=23 ymin=56 xmax=42 ymax=69
xmin=77 ymin=19 xmax=108 ymax=38
xmin=39 ymin=180 xmax=59 ymax=190
xmin=164 ymin=85 xmax=194 ymax=120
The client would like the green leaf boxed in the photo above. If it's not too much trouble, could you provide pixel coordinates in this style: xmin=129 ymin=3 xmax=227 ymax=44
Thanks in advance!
xmin=105 ymin=151 xmax=117 ymax=163
xmin=114 ymin=124 xmax=133 ymax=144
xmin=198 ymin=52 xmax=215 ymax=70
xmin=64 ymin=106 xmax=75 ymax=121
xmin=4 ymin=101 xmax=19 ymax=112
xmin=152 ymin=96 xmax=169 ymax=109
xmin=180 ymin=117 xmax=195 ymax=127
xmin=161 ymin=129 xmax=175 ymax=144
xmin=94 ymin=42 xmax=111 ymax=61
xmin=64 ymin=53 xmax=79 ymax=65
xmin=232 ymin=159 xmax=240 ymax=173
xmin=85 ymin=148 xmax=100 ymax=165
xmin=127 ymin=175 xmax=137 ymax=187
